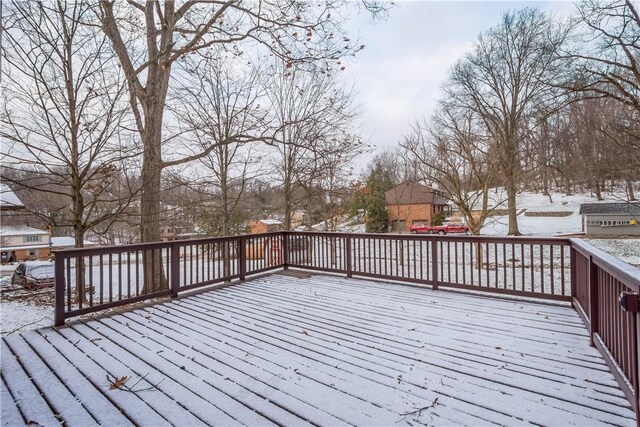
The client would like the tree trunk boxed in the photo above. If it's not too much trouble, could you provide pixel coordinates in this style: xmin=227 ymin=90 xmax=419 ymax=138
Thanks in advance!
xmin=506 ymin=179 xmax=520 ymax=236
xmin=594 ymin=182 xmax=603 ymax=201
xmin=73 ymin=228 xmax=88 ymax=304
xmin=626 ymin=178 xmax=636 ymax=201
xmin=140 ymin=111 xmax=168 ymax=294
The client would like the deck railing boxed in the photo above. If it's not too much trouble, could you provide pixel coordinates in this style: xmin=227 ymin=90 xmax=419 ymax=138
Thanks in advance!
xmin=53 ymin=231 xmax=640 ymax=416
xmin=570 ymin=239 xmax=640 ymax=413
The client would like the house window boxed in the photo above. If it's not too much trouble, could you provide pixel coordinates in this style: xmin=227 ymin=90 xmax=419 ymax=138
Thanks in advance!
xmin=25 ymin=235 xmax=40 ymax=243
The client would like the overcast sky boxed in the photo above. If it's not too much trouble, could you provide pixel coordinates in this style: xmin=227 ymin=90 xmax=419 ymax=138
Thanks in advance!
xmin=342 ymin=1 xmax=576 ymax=160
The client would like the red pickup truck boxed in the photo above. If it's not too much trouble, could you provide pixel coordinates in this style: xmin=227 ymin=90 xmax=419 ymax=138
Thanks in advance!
xmin=410 ymin=222 xmax=471 ymax=235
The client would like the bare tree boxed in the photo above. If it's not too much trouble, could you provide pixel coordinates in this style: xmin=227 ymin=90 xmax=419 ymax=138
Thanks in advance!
xmin=1 ymin=1 xmax=137 ymax=247
xmin=1 ymin=0 xmax=137 ymax=302
xmin=402 ymin=105 xmax=500 ymax=235
xmin=571 ymin=0 xmax=640 ymax=117
xmin=95 ymin=0 xmax=382 ymax=292
xmin=176 ymin=54 xmax=266 ymax=236
xmin=447 ymin=8 xmax=569 ymax=235
xmin=264 ymin=64 xmax=357 ymax=230
xmin=313 ymin=134 xmax=365 ymax=231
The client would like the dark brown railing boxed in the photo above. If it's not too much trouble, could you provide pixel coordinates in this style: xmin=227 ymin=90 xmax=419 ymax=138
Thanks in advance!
xmin=53 ymin=231 xmax=640 ymax=418
xmin=570 ymin=239 xmax=640 ymax=413
xmin=286 ymin=232 xmax=571 ymax=301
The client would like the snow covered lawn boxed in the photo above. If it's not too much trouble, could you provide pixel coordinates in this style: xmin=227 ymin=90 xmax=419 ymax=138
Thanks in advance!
xmin=1 ymin=301 xmax=52 ymax=336
xmin=1 ymin=273 xmax=634 ymax=426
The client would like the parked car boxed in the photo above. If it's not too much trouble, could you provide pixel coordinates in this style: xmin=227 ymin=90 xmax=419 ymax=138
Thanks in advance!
xmin=432 ymin=222 xmax=471 ymax=235
xmin=11 ymin=261 xmax=55 ymax=290
xmin=410 ymin=223 xmax=432 ymax=234
xmin=410 ymin=222 xmax=471 ymax=235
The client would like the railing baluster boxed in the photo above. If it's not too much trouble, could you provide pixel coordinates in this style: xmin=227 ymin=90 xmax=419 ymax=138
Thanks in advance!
xmin=431 ymin=239 xmax=438 ymax=290
xmin=54 ymin=252 xmax=65 ymax=326
xmin=171 ymin=242 xmax=179 ymax=297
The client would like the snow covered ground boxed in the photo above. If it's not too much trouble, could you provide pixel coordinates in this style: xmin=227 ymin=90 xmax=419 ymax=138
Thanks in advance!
xmin=1 ymin=301 xmax=53 ymax=335
xmin=479 ymin=188 xmax=635 ymax=237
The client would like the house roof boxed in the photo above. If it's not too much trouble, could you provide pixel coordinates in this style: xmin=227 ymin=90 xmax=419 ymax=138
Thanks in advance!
xmin=254 ymin=219 xmax=282 ymax=225
xmin=579 ymin=203 xmax=640 ymax=215
xmin=50 ymin=237 xmax=96 ymax=248
xmin=385 ymin=181 xmax=447 ymax=206
xmin=0 ymin=226 xmax=49 ymax=236
xmin=0 ymin=243 xmax=51 ymax=251
xmin=0 ymin=184 xmax=24 ymax=209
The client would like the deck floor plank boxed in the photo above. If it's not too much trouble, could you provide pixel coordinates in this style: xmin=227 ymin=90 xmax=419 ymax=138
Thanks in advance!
xmin=18 ymin=330 xmax=134 ymax=427
xmin=231 ymin=276 xmax=622 ymax=388
xmin=0 ymin=340 xmax=61 ymax=426
xmin=2 ymin=273 xmax=636 ymax=426
xmin=3 ymin=334 xmax=99 ymax=426
xmin=180 ymin=281 xmax=632 ymax=425
xmin=85 ymin=316 xmax=313 ymax=427
xmin=58 ymin=322 xmax=243 ymax=426
xmin=1 ymin=376 xmax=25 ymax=427
xmin=41 ymin=328 xmax=176 ymax=426
xmin=227 ymin=277 xmax=613 ymax=373
xmin=133 ymin=299 xmax=516 ymax=425
xmin=144 ymin=300 xmax=529 ymax=425
xmin=110 ymin=310 xmax=365 ymax=426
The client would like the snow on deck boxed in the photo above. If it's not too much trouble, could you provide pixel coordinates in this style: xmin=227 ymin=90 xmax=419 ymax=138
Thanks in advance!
xmin=1 ymin=274 xmax=635 ymax=426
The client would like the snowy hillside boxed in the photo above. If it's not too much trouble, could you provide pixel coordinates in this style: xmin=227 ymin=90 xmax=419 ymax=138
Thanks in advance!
xmin=479 ymin=187 xmax=635 ymax=237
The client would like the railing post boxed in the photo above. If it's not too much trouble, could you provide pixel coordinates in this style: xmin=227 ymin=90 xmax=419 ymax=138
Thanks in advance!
xmin=588 ymin=255 xmax=599 ymax=346
xmin=239 ymin=236 xmax=247 ymax=281
xmin=54 ymin=252 xmax=65 ymax=326
xmin=634 ymin=313 xmax=640 ymax=426
xmin=570 ymin=246 xmax=577 ymax=305
xmin=345 ymin=235 xmax=352 ymax=278
xmin=170 ymin=242 xmax=180 ymax=298
xmin=431 ymin=238 xmax=439 ymax=290
xmin=282 ymin=232 xmax=289 ymax=269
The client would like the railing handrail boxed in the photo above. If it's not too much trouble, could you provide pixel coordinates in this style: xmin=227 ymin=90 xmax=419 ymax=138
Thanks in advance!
xmin=52 ymin=232 xmax=284 ymax=257
xmin=570 ymin=238 xmax=640 ymax=292
xmin=287 ymin=230 xmax=571 ymax=245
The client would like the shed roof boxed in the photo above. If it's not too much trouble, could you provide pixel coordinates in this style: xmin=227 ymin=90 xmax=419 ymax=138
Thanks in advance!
xmin=579 ymin=203 xmax=640 ymax=215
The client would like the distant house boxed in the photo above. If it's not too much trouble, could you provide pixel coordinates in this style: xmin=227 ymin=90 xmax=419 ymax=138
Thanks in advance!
xmin=385 ymin=181 xmax=449 ymax=233
xmin=0 ymin=184 xmax=42 ymax=228
xmin=579 ymin=203 xmax=640 ymax=236
xmin=160 ymin=224 xmax=199 ymax=241
xmin=1 ymin=185 xmax=52 ymax=262
xmin=0 ymin=226 xmax=51 ymax=262
xmin=290 ymin=210 xmax=306 ymax=229
xmin=249 ymin=219 xmax=283 ymax=234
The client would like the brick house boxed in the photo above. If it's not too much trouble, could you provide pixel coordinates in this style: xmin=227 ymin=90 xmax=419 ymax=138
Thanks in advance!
xmin=248 ymin=219 xmax=283 ymax=234
xmin=0 ymin=226 xmax=51 ymax=262
xmin=385 ymin=181 xmax=449 ymax=233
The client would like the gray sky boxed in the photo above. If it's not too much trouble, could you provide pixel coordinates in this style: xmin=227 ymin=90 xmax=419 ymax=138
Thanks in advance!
xmin=342 ymin=1 xmax=575 ymax=158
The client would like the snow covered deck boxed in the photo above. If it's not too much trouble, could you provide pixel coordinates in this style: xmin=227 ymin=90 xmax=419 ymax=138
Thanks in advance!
xmin=2 ymin=273 xmax=636 ymax=426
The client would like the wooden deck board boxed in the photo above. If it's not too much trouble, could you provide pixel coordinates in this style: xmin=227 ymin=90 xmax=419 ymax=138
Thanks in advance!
xmin=1 ymin=273 xmax=636 ymax=426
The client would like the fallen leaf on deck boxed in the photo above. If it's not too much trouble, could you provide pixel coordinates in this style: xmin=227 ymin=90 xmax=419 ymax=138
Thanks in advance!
xmin=109 ymin=376 xmax=128 ymax=390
